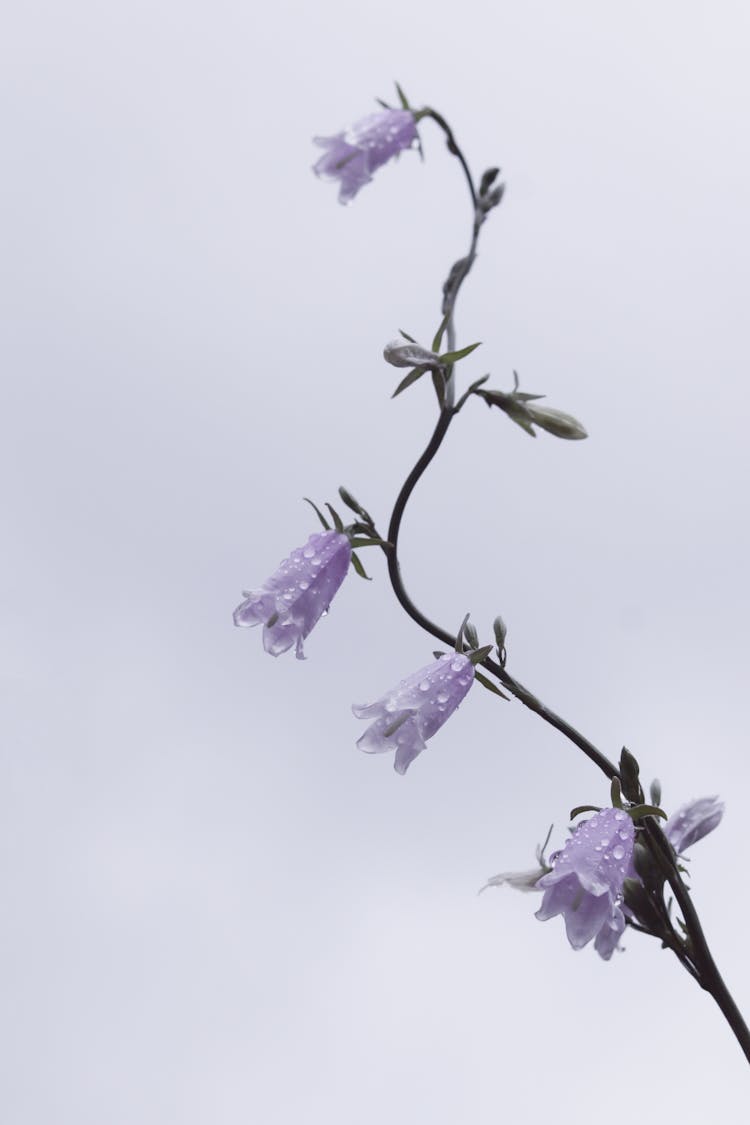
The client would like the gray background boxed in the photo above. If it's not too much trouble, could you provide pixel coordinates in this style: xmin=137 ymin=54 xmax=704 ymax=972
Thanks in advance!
xmin=3 ymin=1 xmax=749 ymax=1121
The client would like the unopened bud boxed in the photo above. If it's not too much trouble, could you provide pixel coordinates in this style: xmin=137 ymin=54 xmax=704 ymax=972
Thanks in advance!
xmin=383 ymin=339 xmax=441 ymax=369
xmin=524 ymin=403 xmax=587 ymax=440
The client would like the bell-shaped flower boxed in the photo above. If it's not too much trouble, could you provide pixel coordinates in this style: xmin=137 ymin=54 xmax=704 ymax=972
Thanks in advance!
xmin=313 ymin=108 xmax=418 ymax=204
xmin=353 ymin=652 xmax=475 ymax=774
xmin=535 ymin=808 xmax=635 ymax=961
xmin=663 ymin=796 xmax=724 ymax=855
xmin=233 ymin=530 xmax=351 ymax=659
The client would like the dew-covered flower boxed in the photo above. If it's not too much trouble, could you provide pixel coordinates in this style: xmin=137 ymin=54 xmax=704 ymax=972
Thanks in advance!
xmin=233 ymin=530 xmax=351 ymax=659
xmin=353 ymin=652 xmax=475 ymax=774
xmin=313 ymin=108 xmax=418 ymax=204
xmin=663 ymin=796 xmax=724 ymax=855
xmin=535 ymin=808 xmax=635 ymax=961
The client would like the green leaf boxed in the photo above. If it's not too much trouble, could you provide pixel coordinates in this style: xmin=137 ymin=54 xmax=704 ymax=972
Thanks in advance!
xmin=628 ymin=804 xmax=668 ymax=821
xmin=650 ymin=778 xmax=662 ymax=807
xmin=349 ymin=537 xmax=389 ymax=548
xmin=392 ymin=366 xmax=427 ymax=398
xmin=455 ymin=613 xmax=470 ymax=652
xmin=303 ymin=497 xmax=330 ymax=530
xmin=468 ymin=644 xmax=494 ymax=665
xmin=569 ymin=804 xmax=601 ymax=820
xmin=431 ymin=312 xmax=450 ymax=353
xmin=473 ymin=669 xmax=510 ymax=699
xmin=326 ymin=504 xmax=344 ymax=533
xmin=464 ymin=622 xmax=479 ymax=649
xmin=395 ymin=81 xmax=410 ymax=110
xmin=398 ymin=328 xmax=416 ymax=343
xmin=350 ymin=551 xmax=371 ymax=580
xmin=431 ymin=369 xmax=445 ymax=408
xmin=610 ymin=777 xmax=623 ymax=809
xmin=438 ymin=341 xmax=481 ymax=366
xmin=468 ymin=374 xmax=490 ymax=392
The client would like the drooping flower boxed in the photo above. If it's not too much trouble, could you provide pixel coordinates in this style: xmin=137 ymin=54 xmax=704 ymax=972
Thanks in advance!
xmin=353 ymin=652 xmax=475 ymax=774
xmin=233 ymin=530 xmax=351 ymax=659
xmin=535 ymin=808 xmax=635 ymax=961
xmin=313 ymin=108 xmax=418 ymax=204
xmin=663 ymin=796 xmax=724 ymax=855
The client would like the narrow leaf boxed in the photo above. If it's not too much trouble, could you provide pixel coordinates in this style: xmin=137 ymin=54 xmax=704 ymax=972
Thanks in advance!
xmin=392 ymin=366 xmax=427 ymax=398
xmin=303 ymin=497 xmax=330 ymax=530
xmin=569 ymin=804 xmax=601 ymax=820
xmin=468 ymin=644 xmax=494 ymax=665
xmin=431 ymin=312 xmax=450 ymax=353
xmin=395 ymin=82 xmax=410 ymax=110
xmin=431 ymin=369 xmax=445 ymax=408
xmin=350 ymin=551 xmax=371 ymax=580
xmin=438 ymin=341 xmax=481 ymax=365
xmin=628 ymin=804 xmax=668 ymax=821
xmin=474 ymin=669 xmax=510 ymax=699
xmin=398 ymin=328 xmax=416 ymax=343
xmin=349 ymin=537 xmax=389 ymax=548
xmin=326 ymin=503 xmax=344 ymax=533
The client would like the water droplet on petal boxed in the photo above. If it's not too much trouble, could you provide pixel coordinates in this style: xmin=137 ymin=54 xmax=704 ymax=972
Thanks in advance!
xmin=613 ymin=845 xmax=625 ymax=860
xmin=419 ymin=679 xmax=430 ymax=692
xmin=436 ymin=691 xmax=449 ymax=704
xmin=303 ymin=546 xmax=315 ymax=558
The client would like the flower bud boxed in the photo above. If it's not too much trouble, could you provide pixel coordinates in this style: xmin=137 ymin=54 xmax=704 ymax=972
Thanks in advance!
xmin=524 ymin=403 xmax=587 ymax=440
xmin=383 ymin=339 xmax=442 ymax=369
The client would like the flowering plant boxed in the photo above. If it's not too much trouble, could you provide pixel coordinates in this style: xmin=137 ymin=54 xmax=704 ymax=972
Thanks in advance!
xmin=236 ymin=85 xmax=749 ymax=1066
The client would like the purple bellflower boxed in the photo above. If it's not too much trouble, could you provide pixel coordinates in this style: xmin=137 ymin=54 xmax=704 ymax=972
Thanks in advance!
xmin=233 ymin=530 xmax=351 ymax=659
xmin=313 ymin=108 xmax=418 ymax=204
xmin=535 ymin=808 xmax=635 ymax=961
xmin=353 ymin=652 xmax=475 ymax=774
xmin=664 ymin=796 xmax=724 ymax=855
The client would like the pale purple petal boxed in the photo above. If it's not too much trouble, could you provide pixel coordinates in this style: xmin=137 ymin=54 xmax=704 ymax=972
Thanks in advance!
xmin=479 ymin=866 xmax=548 ymax=894
xmin=353 ymin=652 xmax=474 ymax=773
xmin=535 ymin=808 xmax=635 ymax=960
xmin=562 ymin=890 xmax=611 ymax=950
xmin=594 ymin=907 xmax=627 ymax=961
xmin=313 ymin=109 xmax=418 ymax=204
xmin=234 ymin=530 xmax=351 ymax=659
xmin=663 ymin=796 xmax=724 ymax=854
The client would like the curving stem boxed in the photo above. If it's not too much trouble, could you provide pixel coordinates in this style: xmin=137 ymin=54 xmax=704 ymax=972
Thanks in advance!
xmin=380 ymin=108 xmax=750 ymax=1063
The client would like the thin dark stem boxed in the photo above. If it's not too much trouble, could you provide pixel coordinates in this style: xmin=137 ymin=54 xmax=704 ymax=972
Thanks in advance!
xmin=643 ymin=819 xmax=750 ymax=1062
xmin=379 ymin=107 xmax=750 ymax=1064
xmin=385 ymin=408 xmax=619 ymax=782
xmin=420 ymin=108 xmax=477 ymax=210
xmin=383 ymin=405 xmax=750 ymax=1061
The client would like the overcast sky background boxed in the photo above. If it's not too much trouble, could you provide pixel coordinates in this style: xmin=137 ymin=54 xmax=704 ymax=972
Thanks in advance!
xmin=2 ymin=1 xmax=750 ymax=1121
